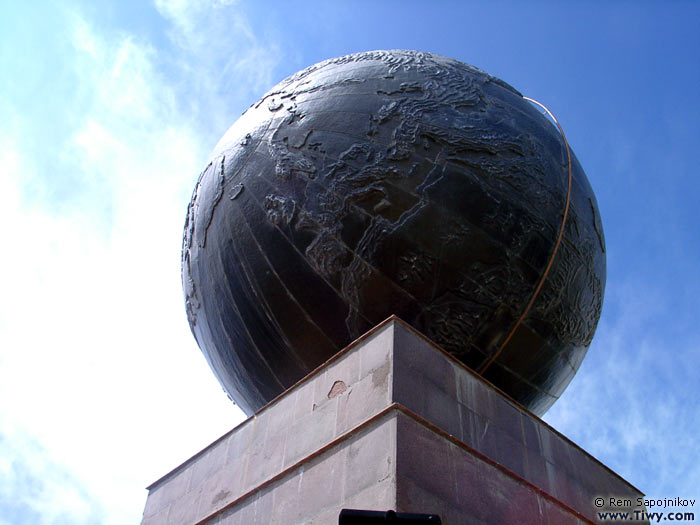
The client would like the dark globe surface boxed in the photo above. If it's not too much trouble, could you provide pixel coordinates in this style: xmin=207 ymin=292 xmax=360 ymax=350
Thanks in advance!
xmin=182 ymin=50 xmax=606 ymax=416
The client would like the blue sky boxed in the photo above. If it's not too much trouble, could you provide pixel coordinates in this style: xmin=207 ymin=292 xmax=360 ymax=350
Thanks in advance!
xmin=1 ymin=1 xmax=698 ymax=523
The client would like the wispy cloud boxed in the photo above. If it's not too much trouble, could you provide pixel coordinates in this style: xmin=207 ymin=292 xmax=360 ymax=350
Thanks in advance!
xmin=546 ymin=279 xmax=700 ymax=508
xmin=0 ymin=427 xmax=103 ymax=525
xmin=0 ymin=1 xmax=282 ymax=521
xmin=154 ymin=0 xmax=282 ymax=139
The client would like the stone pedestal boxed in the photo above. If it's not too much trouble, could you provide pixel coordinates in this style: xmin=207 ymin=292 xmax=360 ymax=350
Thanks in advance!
xmin=141 ymin=317 xmax=646 ymax=524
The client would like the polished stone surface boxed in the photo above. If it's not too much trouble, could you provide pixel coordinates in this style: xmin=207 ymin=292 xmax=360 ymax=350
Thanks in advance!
xmin=182 ymin=50 xmax=606 ymax=415
xmin=141 ymin=318 xmax=643 ymax=525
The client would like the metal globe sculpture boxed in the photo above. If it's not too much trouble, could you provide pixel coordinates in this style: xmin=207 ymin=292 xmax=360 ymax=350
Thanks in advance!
xmin=182 ymin=50 xmax=605 ymax=416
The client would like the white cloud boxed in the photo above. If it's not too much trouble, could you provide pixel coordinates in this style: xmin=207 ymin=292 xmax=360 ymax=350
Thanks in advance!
xmin=0 ymin=3 xmax=285 ymax=521
xmin=546 ymin=280 xmax=700 ymax=509
xmin=0 ymin=425 xmax=103 ymax=525
xmin=154 ymin=0 xmax=282 ymax=135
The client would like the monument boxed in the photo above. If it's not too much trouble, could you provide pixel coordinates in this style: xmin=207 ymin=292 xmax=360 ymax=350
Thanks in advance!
xmin=142 ymin=51 xmax=646 ymax=524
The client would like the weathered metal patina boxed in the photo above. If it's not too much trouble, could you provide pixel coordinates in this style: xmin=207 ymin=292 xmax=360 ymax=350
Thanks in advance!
xmin=182 ymin=50 xmax=605 ymax=415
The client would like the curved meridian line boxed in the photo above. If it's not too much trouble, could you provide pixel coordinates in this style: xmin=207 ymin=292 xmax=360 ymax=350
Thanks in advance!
xmin=478 ymin=97 xmax=574 ymax=374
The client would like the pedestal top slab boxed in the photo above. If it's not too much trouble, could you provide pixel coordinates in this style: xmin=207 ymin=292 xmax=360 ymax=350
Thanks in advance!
xmin=142 ymin=317 xmax=645 ymax=524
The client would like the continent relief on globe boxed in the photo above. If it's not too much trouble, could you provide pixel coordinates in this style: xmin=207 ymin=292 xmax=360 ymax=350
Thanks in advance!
xmin=182 ymin=50 xmax=606 ymax=416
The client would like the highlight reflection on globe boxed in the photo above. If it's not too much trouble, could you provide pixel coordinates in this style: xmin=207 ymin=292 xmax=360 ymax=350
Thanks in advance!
xmin=182 ymin=50 xmax=605 ymax=416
